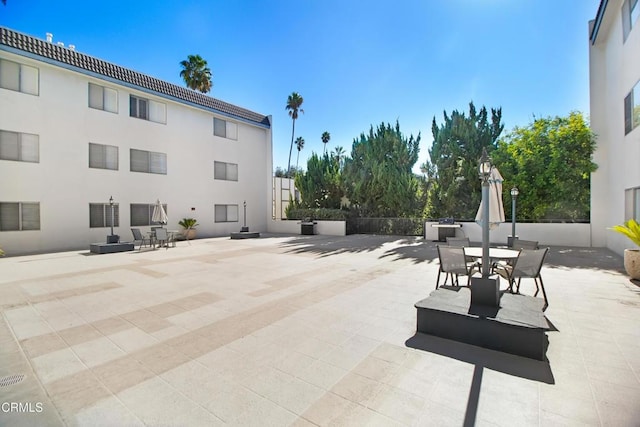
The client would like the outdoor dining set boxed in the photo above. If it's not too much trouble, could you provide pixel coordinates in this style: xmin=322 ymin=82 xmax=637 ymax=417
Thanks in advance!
xmin=435 ymin=236 xmax=549 ymax=309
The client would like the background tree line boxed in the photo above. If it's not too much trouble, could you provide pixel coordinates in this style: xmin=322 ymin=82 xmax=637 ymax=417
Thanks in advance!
xmin=287 ymin=101 xmax=597 ymax=222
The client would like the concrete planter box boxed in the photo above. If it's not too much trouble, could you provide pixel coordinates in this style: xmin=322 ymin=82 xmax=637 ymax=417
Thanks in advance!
xmin=624 ymin=249 xmax=640 ymax=280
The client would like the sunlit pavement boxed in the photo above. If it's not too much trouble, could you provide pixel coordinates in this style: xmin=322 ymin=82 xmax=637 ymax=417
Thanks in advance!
xmin=1 ymin=234 xmax=638 ymax=426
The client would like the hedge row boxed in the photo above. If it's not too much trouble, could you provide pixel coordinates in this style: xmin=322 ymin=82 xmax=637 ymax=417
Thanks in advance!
xmin=286 ymin=208 xmax=348 ymax=221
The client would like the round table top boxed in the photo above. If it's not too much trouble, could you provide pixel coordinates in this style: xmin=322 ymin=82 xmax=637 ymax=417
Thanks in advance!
xmin=463 ymin=247 xmax=519 ymax=259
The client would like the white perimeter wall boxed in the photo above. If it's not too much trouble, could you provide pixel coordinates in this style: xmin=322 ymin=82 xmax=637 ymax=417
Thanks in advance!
xmin=589 ymin=0 xmax=640 ymax=256
xmin=0 ymin=50 xmax=272 ymax=255
xmin=425 ymin=222 xmax=592 ymax=247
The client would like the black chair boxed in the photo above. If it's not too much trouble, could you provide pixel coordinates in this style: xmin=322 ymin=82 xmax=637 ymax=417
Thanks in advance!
xmin=495 ymin=247 xmax=550 ymax=310
xmin=131 ymin=228 xmax=150 ymax=250
xmin=436 ymin=245 xmax=480 ymax=289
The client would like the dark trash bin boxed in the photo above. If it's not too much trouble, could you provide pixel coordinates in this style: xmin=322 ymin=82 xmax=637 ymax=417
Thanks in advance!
xmin=300 ymin=221 xmax=316 ymax=235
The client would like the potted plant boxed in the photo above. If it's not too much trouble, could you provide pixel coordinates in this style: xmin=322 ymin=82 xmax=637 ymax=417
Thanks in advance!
xmin=610 ymin=219 xmax=640 ymax=280
xmin=178 ymin=218 xmax=199 ymax=241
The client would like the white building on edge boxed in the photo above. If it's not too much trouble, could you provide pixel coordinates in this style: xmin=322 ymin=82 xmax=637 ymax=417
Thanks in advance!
xmin=589 ymin=0 xmax=640 ymax=255
xmin=0 ymin=27 xmax=273 ymax=255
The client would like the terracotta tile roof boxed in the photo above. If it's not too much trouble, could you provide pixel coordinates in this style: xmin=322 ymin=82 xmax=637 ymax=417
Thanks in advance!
xmin=0 ymin=27 xmax=270 ymax=127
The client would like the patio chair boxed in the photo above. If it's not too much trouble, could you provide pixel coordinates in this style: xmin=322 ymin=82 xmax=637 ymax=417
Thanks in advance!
xmin=154 ymin=228 xmax=170 ymax=249
xmin=513 ymin=239 xmax=539 ymax=250
xmin=494 ymin=247 xmax=549 ymax=310
xmin=131 ymin=228 xmax=150 ymax=250
xmin=436 ymin=245 xmax=480 ymax=289
xmin=446 ymin=237 xmax=470 ymax=247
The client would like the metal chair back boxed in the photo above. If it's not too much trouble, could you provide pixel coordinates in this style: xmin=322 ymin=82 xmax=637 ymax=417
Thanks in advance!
xmin=446 ymin=237 xmax=470 ymax=247
xmin=513 ymin=239 xmax=539 ymax=250
xmin=436 ymin=245 xmax=474 ymax=288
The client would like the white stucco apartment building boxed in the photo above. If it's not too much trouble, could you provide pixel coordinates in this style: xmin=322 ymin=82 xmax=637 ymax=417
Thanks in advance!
xmin=0 ymin=27 xmax=273 ymax=255
xmin=590 ymin=0 xmax=640 ymax=255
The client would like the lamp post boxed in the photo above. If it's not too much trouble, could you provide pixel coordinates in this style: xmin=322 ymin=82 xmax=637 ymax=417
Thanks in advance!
xmin=470 ymin=147 xmax=500 ymax=308
xmin=479 ymin=148 xmax=492 ymax=278
xmin=109 ymin=195 xmax=114 ymax=237
xmin=510 ymin=187 xmax=519 ymax=247
xmin=241 ymin=200 xmax=249 ymax=232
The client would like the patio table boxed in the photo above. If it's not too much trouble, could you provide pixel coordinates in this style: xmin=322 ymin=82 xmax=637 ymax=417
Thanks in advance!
xmin=463 ymin=247 xmax=519 ymax=287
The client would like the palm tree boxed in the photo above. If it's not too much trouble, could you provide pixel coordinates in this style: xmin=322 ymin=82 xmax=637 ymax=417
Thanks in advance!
xmin=321 ymin=131 xmax=331 ymax=155
xmin=285 ymin=92 xmax=304 ymax=173
xmin=179 ymin=54 xmax=212 ymax=93
xmin=295 ymin=136 xmax=305 ymax=171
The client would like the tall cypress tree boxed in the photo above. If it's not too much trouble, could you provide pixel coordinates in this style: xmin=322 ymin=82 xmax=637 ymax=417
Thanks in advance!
xmin=423 ymin=102 xmax=504 ymax=219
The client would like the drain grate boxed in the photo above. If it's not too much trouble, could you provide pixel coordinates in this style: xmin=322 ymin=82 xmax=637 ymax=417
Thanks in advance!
xmin=0 ymin=374 xmax=25 ymax=387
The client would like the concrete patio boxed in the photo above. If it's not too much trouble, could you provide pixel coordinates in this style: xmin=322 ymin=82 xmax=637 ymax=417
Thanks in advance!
xmin=0 ymin=234 xmax=638 ymax=426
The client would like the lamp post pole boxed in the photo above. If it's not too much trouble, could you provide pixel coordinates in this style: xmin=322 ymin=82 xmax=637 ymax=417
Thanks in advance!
xmin=480 ymin=149 xmax=492 ymax=278
xmin=109 ymin=195 xmax=114 ymax=237
xmin=510 ymin=187 xmax=519 ymax=246
xmin=243 ymin=200 xmax=247 ymax=229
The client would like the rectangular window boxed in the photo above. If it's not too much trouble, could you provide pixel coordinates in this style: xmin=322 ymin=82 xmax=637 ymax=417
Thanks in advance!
xmin=623 ymin=0 xmax=640 ymax=41
xmin=214 ymin=204 xmax=239 ymax=222
xmin=130 ymin=149 xmax=167 ymax=174
xmin=88 ymin=83 xmax=118 ymax=113
xmin=214 ymin=161 xmax=238 ymax=181
xmin=130 ymin=203 xmax=167 ymax=226
xmin=89 ymin=203 xmax=119 ymax=228
xmin=0 ymin=59 xmax=39 ymax=95
xmin=213 ymin=117 xmax=238 ymax=140
xmin=89 ymin=143 xmax=118 ymax=170
xmin=626 ymin=187 xmax=640 ymax=222
xmin=0 ymin=202 xmax=40 ymax=231
xmin=130 ymin=95 xmax=166 ymax=123
xmin=624 ymin=81 xmax=640 ymax=135
xmin=0 ymin=130 xmax=39 ymax=163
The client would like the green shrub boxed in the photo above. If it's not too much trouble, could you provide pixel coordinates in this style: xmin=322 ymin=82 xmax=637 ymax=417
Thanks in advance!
xmin=286 ymin=208 xmax=348 ymax=221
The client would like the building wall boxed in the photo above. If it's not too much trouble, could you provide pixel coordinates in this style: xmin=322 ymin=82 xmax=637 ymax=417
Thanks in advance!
xmin=0 ymin=50 xmax=272 ymax=255
xmin=590 ymin=0 xmax=640 ymax=255
xmin=272 ymin=177 xmax=298 ymax=220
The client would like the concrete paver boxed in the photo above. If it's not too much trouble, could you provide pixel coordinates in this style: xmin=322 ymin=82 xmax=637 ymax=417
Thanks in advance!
xmin=0 ymin=234 xmax=639 ymax=426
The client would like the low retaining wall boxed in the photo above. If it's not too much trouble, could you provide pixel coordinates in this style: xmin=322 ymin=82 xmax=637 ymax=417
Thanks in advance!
xmin=424 ymin=221 xmax=591 ymax=247
xmin=268 ymin=220 xmax=346 ymax=236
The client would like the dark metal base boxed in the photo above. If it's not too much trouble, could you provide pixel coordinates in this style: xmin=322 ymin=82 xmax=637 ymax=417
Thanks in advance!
xmin=106 ymin=235 xmax=120 ymax=244
xmin=230 ymin=232 xmax=260 ymax=239
xmin=415 ymin=287 xmax=549 ymax=360
xmin=507 ymin=235 xmax=519 ymax=247
xmin=240 ymin=226 xmax=249 ymax=232
xmin=470 ymin=276 xmax=500 ymax=307
xmin=90 ymin=242 xmax=134 ymax=254
xmin=301 ymin=223 xmax=315 ymax=235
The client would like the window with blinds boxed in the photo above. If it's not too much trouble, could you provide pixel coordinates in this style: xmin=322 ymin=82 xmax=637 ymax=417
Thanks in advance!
xmin=214 ymin=204 xmax=239 ymax=222
xmin=624 ymin=81 xmax=640 ymax=135
xmin=0 ymin=202 xmax=40 ymax=231
xmin=213 ymin=117 xmax=238 ymax=140
xmin=89 ymin=143 xmax=118 ymax=170
xmin=0 ymin=58 xmax=39 ymax=95
xmin=130 ymin=203 xmax=167 ymax=226
xmin=88 ymin=83 xmax=118 ymax=113
xmin=0 ymin=130 xmax=39 ymax=163
xmin=89 ymin=203 xmax=119 ymax=228
xmin=130 ymin=95 xmax=166 ymax=124
xmin=214 ymin=161 xmax=238 ymax=181
xmin=130 ymin=149 xmax=167 ymax=174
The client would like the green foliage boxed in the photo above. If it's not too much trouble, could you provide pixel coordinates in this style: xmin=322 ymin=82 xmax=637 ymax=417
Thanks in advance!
xmin=295 ymin=153 xmax=344 ymax=209
xmin=286 ymin=208 xmax=348 ymax=221
xmin=609 ymin=220 xmax=640 ymax=247
xmin=492 ymin=112 xmax=597 ymax=220
xmin=342 ymin=121 xmax=423 ymax=217
xmin=179 ymin=55 xmax=212 ymax=93
xmin=423 ymin=102 xmax=504 ymax=219
xmin=178 ymin=218 xmax=199 ymax=229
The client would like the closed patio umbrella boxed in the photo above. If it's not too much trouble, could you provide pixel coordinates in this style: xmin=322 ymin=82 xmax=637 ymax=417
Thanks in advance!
xmin=475 ymin=167 xmax=505 ymax=230
xmin=152 ymin=199 xmax=168 ymax=225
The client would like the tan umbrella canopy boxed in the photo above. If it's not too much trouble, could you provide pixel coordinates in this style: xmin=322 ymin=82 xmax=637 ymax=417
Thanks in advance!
xmin=152 ymin=199 xmax=168 ymax=225
xmin=475 ymin=167 xmax=505 ymax=230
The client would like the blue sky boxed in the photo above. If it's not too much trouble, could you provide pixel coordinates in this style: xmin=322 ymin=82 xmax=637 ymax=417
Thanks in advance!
xmin=2 ymin=0 xmax=600 ymax=172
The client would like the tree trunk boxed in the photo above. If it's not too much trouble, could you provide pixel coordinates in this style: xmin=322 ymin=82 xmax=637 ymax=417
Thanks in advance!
xmin=287 ymin=119 xmax=296 ymax=174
